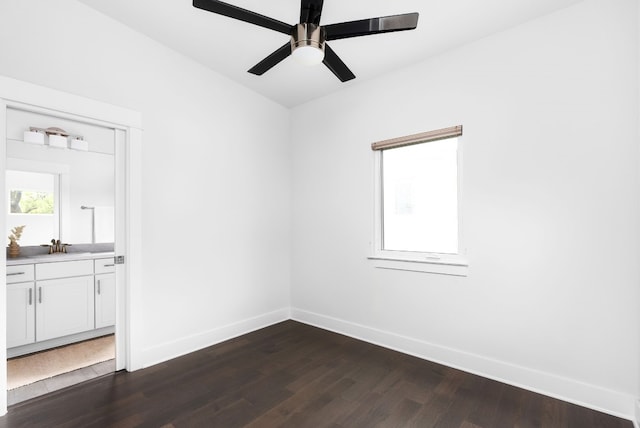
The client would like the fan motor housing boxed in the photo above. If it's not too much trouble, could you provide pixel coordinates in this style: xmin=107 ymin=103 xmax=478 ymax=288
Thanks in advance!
xmin=291 ymin=23 xmax=326 ymax=53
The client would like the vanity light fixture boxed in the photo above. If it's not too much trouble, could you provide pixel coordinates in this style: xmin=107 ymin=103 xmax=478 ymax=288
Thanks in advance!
xmin=24 ymin=127 xmax=89 ymax=151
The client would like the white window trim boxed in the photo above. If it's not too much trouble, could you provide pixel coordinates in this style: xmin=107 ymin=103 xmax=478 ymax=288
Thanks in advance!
xmin=369 ymin=134 xmax=468 ymax=276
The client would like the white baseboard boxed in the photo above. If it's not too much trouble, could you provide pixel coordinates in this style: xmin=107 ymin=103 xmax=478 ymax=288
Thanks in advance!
xmin=291 ymin=308 xmax=635 ymax=422
xmin=140 ymin=308 xmax=290 ymax=369
xmin=635 ymin=399 xmax=640 ymax=428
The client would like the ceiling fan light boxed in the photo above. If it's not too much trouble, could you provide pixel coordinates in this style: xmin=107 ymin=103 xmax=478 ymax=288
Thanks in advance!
xmin=291 ymin=23 xmax=326 ymax=66
xmin=292 ymin=45 xmax=324 ymax=66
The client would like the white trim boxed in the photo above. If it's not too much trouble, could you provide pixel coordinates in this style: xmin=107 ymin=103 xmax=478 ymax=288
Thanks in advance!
xmin=372 ymin=147 xmax=383 ymax=251
xmin=0 ymin=100 xmax=8 ymax=415
xmin=123 ymin=127 xmax=143 ymax=371
xmin=0 ymin=76 xmax=140 ymax=129
xmin=636 ymin=6 xmax=640 ymax=428
xmin=457 ymin=134 xmax=466 ymax=257
xmin=139 ymin=308 xmax=290 ymax=369
xmin=368 ymin=255 xmax=468 ymax=276
xmin=0 ymin=75 xmax=142 ymax=414
xmin=114 ymin=129 xmax=127 ymax=371
xmin=371 ymin=135 xmax=468 ymax=276
xmin=5 ymin=158 xmax=69 ymax=175
xmin=291 ymin=308 xmax=636 ymax=422
xmin=7 ymin=102 xmax=130 ymax=134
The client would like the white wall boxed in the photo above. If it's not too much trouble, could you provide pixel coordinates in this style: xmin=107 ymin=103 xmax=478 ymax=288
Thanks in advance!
xmin=0 ymin=0 xmax=291 ymax=365
xmin=291 ymin=0 xmax=639 ymax=419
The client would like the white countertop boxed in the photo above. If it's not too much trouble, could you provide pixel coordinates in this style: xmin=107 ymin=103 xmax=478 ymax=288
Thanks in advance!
xmin=7 ymin=252 xmax=115 ymax=266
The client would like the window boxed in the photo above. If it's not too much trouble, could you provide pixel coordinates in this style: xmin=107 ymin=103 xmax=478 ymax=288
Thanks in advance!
xmin=6 ymin=168 xmax=61 ymax=246
xmin=10 ymin=190 xmax=55 ymax=214
xmin=370 ymin=126 xmax=467 ymax=275
xmin=7 ymin=171 xmax=56 ymax=215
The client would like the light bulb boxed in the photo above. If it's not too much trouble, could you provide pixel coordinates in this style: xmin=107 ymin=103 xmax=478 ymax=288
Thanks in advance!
xmin=292 ymin=45 xmax=325 ymax=66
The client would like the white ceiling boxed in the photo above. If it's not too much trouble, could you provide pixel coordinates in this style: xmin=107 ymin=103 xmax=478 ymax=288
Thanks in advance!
xmin=78 ymin=0 xmax=582 ymax=108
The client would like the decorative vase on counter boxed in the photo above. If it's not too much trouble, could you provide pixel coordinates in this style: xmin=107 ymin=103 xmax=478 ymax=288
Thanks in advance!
xmin=8 ymin=241 xmax=20 ymax=258
xmin=7 ymin=225 xmax=25 ymax=258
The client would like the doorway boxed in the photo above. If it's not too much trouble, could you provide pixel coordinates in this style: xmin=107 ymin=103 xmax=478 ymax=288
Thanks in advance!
xmin=5 ymin=108 xmax=118 ymax=404
xmin=0 ymin=75 xmax=142 ymax=414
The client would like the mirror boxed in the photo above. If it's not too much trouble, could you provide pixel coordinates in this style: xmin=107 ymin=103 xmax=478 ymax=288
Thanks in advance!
xmin=6 ymin=108 xmax=115 ymax=247
xmin=6 ymin=166 xmax=61 ymax=246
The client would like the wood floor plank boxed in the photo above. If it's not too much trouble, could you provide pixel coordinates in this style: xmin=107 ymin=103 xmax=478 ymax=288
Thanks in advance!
xmin=0 ymin=321 xmax=632 ymax=428
xmin=373 ymin=397 xmax=421 ymax=428
xmin=464 ymin=378 xmax=504 ymax=427
xmin=433 ymin=371 xmax=487 ymax=428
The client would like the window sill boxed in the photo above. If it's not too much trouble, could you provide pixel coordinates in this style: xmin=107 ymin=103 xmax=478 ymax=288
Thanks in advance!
xmin=368 ymin=254 xmax=468 ymax=276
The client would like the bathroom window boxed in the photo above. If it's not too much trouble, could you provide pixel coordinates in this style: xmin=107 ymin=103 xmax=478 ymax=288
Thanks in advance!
xmin=10 ymin=190 xmax=54 ymax=215
xmin=369 ymin=126 xmax=468 ymax=275
xmin=7 ymin=171 xmax=55 ymax=215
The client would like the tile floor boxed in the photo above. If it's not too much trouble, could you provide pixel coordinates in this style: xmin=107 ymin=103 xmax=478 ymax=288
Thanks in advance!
xmin=8 ymin=359 xmax=115 ymax=406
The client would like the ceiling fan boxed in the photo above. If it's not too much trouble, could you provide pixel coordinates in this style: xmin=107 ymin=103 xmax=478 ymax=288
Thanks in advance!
xmin=193 ymin=0 xmax=419 ymax=82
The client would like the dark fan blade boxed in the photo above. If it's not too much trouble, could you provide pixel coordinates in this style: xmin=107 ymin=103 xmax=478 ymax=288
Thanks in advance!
xmin=248 ymin=42 xmax=292 ymax=75
xmin=193 ymin=0 xmax=292 ymax=35
xmin=323 ymin=44 xmax=355 ymax=82
xmin=325 ymin=13 xmax=419 ymax=41
xmin=300 ymin=0 xmax=324 ymax=25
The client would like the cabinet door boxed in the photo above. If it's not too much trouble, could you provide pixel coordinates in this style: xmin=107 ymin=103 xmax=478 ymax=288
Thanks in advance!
xmin=35 ymin=276 xmax=95 ymax=342
xmin=95 ymin=273 xmax=116 ymax=329
xmin=7 ymin=282 xmax=35 ymax=348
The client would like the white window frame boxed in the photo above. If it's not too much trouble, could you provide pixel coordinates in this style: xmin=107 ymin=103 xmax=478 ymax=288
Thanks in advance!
xmin=369 ymin=127 xmax=468 ymax=276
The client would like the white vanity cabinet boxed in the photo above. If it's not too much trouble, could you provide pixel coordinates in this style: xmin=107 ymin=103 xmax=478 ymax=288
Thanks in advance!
xmin=6 ymin=254 xmax=116 ymax=357
xmin=6 ymin=264 xmax=35 ymax=348
xmin=94 ymin=258 xmax=116 ymax=329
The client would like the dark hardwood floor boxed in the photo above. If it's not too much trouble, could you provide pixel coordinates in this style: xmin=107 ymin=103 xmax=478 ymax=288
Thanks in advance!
xmin=0 ymin=321 xmax=632 ymax=428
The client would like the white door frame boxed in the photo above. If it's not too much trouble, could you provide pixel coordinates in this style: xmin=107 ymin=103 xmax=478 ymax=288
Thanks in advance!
xmin=0 ymin=75 xmax=143 ymax=415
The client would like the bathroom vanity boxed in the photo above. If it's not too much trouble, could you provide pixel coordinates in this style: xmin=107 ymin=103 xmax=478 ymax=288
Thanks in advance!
xmin=6 ymin=252 xmax=115 ymax=358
